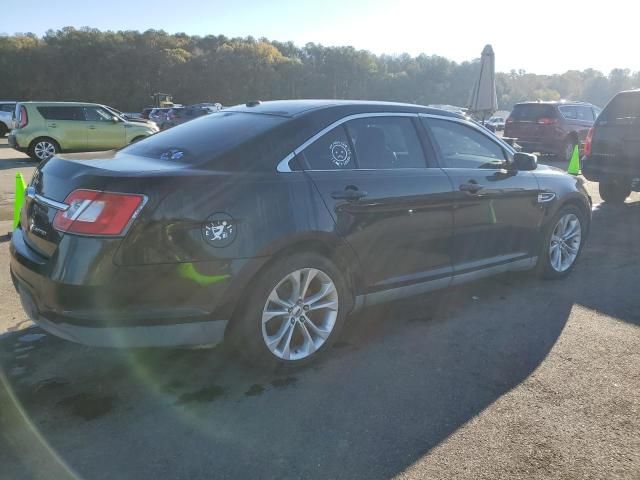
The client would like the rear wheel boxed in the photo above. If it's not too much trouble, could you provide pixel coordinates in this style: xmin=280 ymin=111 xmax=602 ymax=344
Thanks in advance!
xmin=232 ymin=252 xmax=348 ymax=369
xmin=28 ymin=137 xmax=59 ymax=162
xmin=599 ymin=180 xmax=631 ymax=204
xmin=538 ymin=205 xmax=586 ymax=279
xmin=0 ymin=123 xmax=7 ymax=137
xmin=130 ymin=136 xmax=146 ymax=144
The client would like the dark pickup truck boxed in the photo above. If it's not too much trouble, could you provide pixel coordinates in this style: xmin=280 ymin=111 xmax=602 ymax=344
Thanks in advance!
xmin=583 ymin=89 xmax=640 ymax=203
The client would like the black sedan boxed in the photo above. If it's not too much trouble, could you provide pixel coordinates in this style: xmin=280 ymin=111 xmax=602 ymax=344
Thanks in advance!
xmin=10 ymin=100 xmax=591 ymax=367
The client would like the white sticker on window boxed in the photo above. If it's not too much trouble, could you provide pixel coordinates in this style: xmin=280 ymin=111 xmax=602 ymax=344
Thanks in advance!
xmin=329 ymin=141 xmax=351 ymax=167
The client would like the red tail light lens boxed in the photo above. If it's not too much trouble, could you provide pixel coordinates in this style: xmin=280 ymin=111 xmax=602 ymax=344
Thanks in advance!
xmin=537 ymin=117 xmax=558 ymax=125
xmin=584 ymin=127 xmax=594 ymax=156
xmin=18 ymin=106 xmax=28 ymax=128
xmin=506 ymin=117 xmax=514 ymax=123
xmin=53 ymin=189 xmax=145 ymax=236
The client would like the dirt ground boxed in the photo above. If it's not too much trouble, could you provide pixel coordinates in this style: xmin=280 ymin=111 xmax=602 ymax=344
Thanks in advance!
xmin=0 ymin=138 xmax=638 ymax=479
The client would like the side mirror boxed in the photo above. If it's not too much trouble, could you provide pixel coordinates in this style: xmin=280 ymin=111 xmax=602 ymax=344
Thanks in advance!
xmin=513 ymin=152 xmax=537 ymax=171
xmin=112 ymin=116 xmax=120 ymax=123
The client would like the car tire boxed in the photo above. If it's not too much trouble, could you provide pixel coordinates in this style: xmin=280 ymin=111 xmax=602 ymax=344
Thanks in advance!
xmin=599 ymin=180 xmax=631 ymax=204
xmin=27 ymin=137 xmax=60 ymax=162
xmin=130 ymin=136 xmax=146 ymax=144
xmin=559 ymin=137 xmax=577 ymax=163
xmin=0 ymin=123 xmax=7 ymax=138
xmin=231 ymin=252 xmax=349 ymax=369
xmin=537 ymin=205 xmax=587 ymax=280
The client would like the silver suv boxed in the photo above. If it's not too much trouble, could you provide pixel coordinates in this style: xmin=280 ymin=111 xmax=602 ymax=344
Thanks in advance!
xmin=0 ymin=101 xmax=17 ymax=137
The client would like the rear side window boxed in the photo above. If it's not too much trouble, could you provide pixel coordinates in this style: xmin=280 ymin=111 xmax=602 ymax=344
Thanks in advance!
xmin=345 ymin=117 xmax=426 ymax=169
xmin=599 ymin=93 xmax=640 ymax=122
xmin=121 ymin=111 xmax=286 ymax=164
xmin=509 ymin=104 xmax=557 ymax=121
xmin=562 ymin=105 xmax=594 ymax=121
xmin=37 ymin=106 xmax=84 ymax=121
xmin=300 ymin=126 xmax=353 ymax=170
xmin=0 ymin=103 xmax=15 ymax=112
xmin=559 ymin=105 xmax=578 ymax=120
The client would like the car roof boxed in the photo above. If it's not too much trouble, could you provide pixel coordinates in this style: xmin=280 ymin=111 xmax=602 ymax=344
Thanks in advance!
xmin=18 ymin=101 xmax=104 ymax=107
xmin=226 ymin=99 xmax=462 ymax=119
xmin=514 ymin=101 xmax=593 ymax=107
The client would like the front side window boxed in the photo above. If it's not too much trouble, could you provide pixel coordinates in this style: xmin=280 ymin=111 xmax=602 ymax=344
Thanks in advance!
xmin=424 ymin=118 xmax=507 ymax=169
xmin=300 ymin=126 xmax=353 ymax=170
xmin=576 ymin=106 xmax=594 ymax=121
xmin=83 ymin=106 xmax=115 ymax=122
xmin=345 ymin=116 xmax=426 ymax=169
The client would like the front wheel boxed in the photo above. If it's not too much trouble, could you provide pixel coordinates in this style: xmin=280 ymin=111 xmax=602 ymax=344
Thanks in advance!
xmin=599 ymin=181 xmax=631 ymax=204
xmin=0 ymin=123 xmax=7 ymax=137
xmin=538 ymin=206 xmax=586 ymax=279
xmin=232 ymin=252 xmax=349 ymax=369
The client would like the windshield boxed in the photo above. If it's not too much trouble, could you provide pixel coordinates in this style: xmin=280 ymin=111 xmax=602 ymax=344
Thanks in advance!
xmin=1 ymin=4 xmax=638 ymax=480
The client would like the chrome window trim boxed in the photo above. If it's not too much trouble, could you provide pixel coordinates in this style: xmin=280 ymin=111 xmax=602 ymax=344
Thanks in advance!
xmin=276 ymin=112 xmax=420 ymax=173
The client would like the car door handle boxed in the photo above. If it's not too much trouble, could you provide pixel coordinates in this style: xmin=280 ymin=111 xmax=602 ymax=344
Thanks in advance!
xmin=48 ymin=123 xmax=57 ymax=128
xmin=459 ymin=183 xmax=483 ymax=193
xmin=88 ymin=125 xmax=96 ymax=130
xmin=331 ymin=187 xmax=367 ymax=201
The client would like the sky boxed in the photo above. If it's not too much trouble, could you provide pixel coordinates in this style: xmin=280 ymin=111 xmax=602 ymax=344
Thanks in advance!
xmin=2 ymin=0 xmax=636 ymax=75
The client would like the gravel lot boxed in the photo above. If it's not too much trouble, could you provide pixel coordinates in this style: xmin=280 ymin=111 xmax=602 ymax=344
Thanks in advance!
xmin=0 ymin=138 xmax=638 ymax=479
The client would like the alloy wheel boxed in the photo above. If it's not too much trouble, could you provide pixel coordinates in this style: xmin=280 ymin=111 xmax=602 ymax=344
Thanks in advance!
xmin=261 ymin=268 xmax=338 ymax=361
xmin=549 ymin=213 xmax=582 ymax=272
xmin=34 ymin=141 xmax=56 ymax=160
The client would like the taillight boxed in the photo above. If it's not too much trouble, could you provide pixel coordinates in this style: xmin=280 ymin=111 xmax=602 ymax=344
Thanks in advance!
xmin=506 ymin=117 xmax=514 ymax=123
xmin=53 ymin=189 xmax=145 ymax=236
xmin=584 ymin=127 xmax=594 ymax=156
xmin=18 ymin=106 xmax=28 ymax=128
xmin=537 ymin=117 xmax=558 ymax=125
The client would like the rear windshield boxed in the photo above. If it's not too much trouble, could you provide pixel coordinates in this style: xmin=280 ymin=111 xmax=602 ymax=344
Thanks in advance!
xmin=599 ymin=92 xmax=640 ymax=121
xmin=509 ymin=104 xmax=557 ymax=121
xmin=121 ymin=111 xmax=286 ymax=164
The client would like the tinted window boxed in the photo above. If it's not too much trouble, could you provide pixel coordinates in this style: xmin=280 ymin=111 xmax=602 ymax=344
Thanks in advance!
xmin=83 ymin=106 xmax=114 ymax=122
xmin=121 ymin=111 xmax=285 ymax=164
xmin=37 ymin=106 xmax=84 ymax=121
xmin=509 ymin=104 xmax=557 ymax=121
xmin=301 ymin=126 xmax=353 ymax=170
xmin=425 ymin=118 xmax=506 ymax=169
xmin=0 ymin=103 xmax=15 ymax=112
xmin=600 ymin=93 xmax=640 ymax=121
xmin=345 ymin=117 xmax=426 ymax=169
xmin=559 ymin=105 xmax=578 ymax=120
xmin=577 ymin=106 xmax=594 ymax=121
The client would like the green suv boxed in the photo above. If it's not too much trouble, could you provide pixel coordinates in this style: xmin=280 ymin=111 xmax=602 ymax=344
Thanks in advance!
xmin=8 ymin=102 xmax=159 ymax=161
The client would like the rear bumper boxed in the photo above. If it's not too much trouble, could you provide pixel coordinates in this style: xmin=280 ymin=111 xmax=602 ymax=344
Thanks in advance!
xmin=8 ymin=134 xmax=26 ymax=152
xmin=10 ymin=227 xmax=268 ymax=347
xmin=582 ymin=155 xmax=640 ymax=183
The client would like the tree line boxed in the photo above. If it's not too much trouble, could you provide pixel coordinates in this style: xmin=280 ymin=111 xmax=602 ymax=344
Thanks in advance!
xmin=1 ymin=27 xmax=638 ymax=112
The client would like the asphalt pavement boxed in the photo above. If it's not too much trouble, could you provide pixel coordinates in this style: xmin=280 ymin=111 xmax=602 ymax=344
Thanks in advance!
xmin=0 ymin=138 xmax=638 ymax=479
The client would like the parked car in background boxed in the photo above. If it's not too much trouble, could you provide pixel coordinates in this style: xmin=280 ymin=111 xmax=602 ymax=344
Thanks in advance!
xmin=0 ymin=100 xmax=17 ymax=137
xmin=582 ymin=89 xmax=640 ymax=203
xmin=504 ymin=101 xmax=601 ymax=162
xmin=486 ymin=116 xmax=506 ymax=131
xmin=10 ymin=100 xmax=591 ymax=368
xmin=8 ymin=101 xmax=158 ymax=161
xmin=149 ymin=107 xmax=171 ymax=125
xmin=141 ymin=108 xmax=154 ymax=119
xmin=159 ymin=105 xmax=216 ymax=130
xmin=103 ymin=106 xmax=157 ymax=127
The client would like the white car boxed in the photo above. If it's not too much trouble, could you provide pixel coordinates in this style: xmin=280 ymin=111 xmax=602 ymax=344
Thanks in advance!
xmin=487 ymin=116 xmax=506 ymax=131
xmin=0 ymin=101 xmax=17 ymax=137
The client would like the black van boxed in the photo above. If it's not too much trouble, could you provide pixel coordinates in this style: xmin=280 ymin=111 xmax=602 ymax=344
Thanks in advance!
xmin=583 ymin=89 xmax=640 ymax=203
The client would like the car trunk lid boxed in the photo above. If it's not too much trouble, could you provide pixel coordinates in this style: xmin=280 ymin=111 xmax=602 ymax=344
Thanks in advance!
xmin=505 ymin=104 xmax=558 ymax=140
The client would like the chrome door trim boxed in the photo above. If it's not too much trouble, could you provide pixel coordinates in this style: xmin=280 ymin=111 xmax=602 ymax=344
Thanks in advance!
xmin=277 ymin=112 xmax=420 ymax=173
